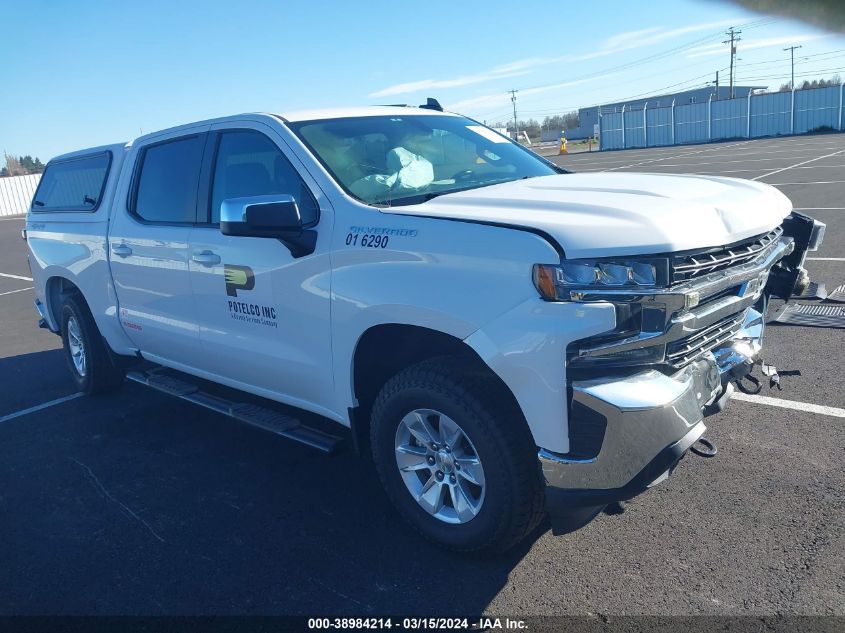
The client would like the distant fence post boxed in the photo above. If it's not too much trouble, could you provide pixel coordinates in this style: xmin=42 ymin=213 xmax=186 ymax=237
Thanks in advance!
xmin=791 ymin=87 xmax=796 ymax=134
xmin=840 ymin=82 xmax=844 ymax=131
xmin=621 ymin=104 xmax=626 ymax=148
xmin=643 ymin=101 xmax=648 ymax=147
xmin=746 ymin=91 xmax=752 ymax=138
xmin=708 ymin=94 xmax=712 ymax=140
xmin=598 ymin=112 xmax=603 ymax=147
xmin=671 ymin=99 xmax=675 ymax=145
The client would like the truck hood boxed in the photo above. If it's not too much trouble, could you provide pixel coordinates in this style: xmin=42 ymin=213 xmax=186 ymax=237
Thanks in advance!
xmin=386 ymin=172 xmax=793 ymax=259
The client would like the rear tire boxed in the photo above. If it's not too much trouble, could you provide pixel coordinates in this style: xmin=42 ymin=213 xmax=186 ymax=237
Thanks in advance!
xmin=370 ymin=356 xmax=545 ymax=553
xmin=60 ymin=294 xmax=125 ymax=395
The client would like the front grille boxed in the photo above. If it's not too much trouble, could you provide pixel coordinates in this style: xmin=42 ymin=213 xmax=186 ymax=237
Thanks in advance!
xmin=666 ymin=312 xmax=746 ymax=368
xmin=672 ymin=227 xmax=783 ymax=282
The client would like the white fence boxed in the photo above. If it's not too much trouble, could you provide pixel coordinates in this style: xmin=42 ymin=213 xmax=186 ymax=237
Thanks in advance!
xmin=599 ymin=84 xmax=845 ymax=150
xmin=0 ymin=173 xmax=40 ymax=217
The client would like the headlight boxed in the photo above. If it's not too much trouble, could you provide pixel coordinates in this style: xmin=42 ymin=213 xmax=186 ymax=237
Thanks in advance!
xmin=533 ymin=258 xmax=670 ymax=301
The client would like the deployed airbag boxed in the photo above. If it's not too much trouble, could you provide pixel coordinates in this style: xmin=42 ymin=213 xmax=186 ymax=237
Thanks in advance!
xmin=350 ymin=147 xmax=434 ymax=200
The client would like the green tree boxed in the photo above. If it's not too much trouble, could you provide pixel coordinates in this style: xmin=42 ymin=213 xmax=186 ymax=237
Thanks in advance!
xmin=2 ymin=153 xmax=46 ymax=176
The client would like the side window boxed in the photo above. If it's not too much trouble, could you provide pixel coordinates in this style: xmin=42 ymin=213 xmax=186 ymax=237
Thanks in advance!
xmin=133 ymin=135 xmax=205 ymax=223
xmin=32 ymin=152 xmax=111 ymax=212
xmin=210 ymin=130 xmax=318 ymax=226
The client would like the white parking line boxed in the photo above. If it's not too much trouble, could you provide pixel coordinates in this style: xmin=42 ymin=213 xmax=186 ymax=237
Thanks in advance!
xmin=0 ymin=216 xmax=25 ymax=221
xmin=752 ymin=148 xmax=845 ymax=181
xmin=794 ymin=207 xmax=845 ymax=210
xmin=624 ymin=157 xmax=802 ymax=168
xmin=605 ymin=141 xmax=755 ymax=172
xmin=0 ymin=393 xmax=84 ymax=424
xmin=770 ymin=180 xmax=845 ymax=186
xmin=0 ymin=272 xmax=33 ymax=281
xmin=806 ymin=257 xmax=845 ymax=261
xmin=0 ymin=287 xmax=32 ymax=296
xmin=732 ymin=393 xmax=845 ymax=419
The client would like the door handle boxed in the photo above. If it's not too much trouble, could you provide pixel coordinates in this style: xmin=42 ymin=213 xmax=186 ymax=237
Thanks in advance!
xmin=111 ymin=243 xmax=132 ymax=258
xmin=192 ymin=251 xmax=221 ymax=266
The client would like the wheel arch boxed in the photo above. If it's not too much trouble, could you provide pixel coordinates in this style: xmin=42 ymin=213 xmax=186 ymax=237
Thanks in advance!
xmin=45 ymin=275 xmax=83 ymax=332
xmin=349 ymin=323 xmax=529 ymax=455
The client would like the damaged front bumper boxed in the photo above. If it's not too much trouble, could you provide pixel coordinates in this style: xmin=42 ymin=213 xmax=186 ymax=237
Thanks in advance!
xmin=541 ymin=349 xmax=730 ymax=516
xmin=540 ymin=215 xmax=824 ymax=527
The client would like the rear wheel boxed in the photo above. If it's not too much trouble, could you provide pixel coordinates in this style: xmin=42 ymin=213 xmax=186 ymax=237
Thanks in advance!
xmin=370 ymin=357 xmax=544 ymax=552
xmin=60 ymin=294 xmax=125 ymax=394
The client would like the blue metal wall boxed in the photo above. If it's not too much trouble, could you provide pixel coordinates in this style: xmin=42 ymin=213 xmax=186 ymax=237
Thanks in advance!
xmin=646 ymin=106 xmax=673 ymax=146
xmin=600 ymin=111 xmax=624 ymax=150
xmin=711 ymin=97 xmax=748 ymax=140
xmin=623 ymin=108 xmax=646 ymax=148
xmin=675 ymin=103 xmax=708 ymax=145
xmin=795 ymin=85 xmax=841 ymax=133
xmin=750 ymin=91 xmax=791 ymax=137
xmin=599 ymin=84 xmax=845 ymax=150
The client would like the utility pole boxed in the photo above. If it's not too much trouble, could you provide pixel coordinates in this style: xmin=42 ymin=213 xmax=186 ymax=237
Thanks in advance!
xmin=715 ymin=70 xmax=720 ymax=100
xmin=783 ymin=45 xmax=803 ymax=89
xmin=724 ymin=27 xmax=741 ymax=99
xmin=509 ymin=89 xmax=519 ymax=141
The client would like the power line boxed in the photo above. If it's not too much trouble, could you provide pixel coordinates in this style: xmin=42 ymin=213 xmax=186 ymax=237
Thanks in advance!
xmin=469 ymin=17 xmax=777 ymax=119
xmin=508 ymin=18 xmax=770 ymax=99
xmin=736 ymin=48 xmax=845 ymax=68
xmin=735 ymin=65 xmax=845 ymax=83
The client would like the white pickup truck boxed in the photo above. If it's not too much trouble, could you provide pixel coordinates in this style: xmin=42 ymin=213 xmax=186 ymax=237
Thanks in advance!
xmin=24 ymin=104 xmax=824 ymax=552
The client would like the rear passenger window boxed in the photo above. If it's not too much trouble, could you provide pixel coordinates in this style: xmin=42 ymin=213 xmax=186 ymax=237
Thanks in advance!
xmin=210 ymin=131 xmax=318 ymax=225
xmin=134 ymin=135 xmax=205 ymax=223
xmin=32 ymin=152 xmax=111 ymax=212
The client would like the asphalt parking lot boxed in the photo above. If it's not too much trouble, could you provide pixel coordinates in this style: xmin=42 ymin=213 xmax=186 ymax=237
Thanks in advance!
xmin=0 ymin=133 xmax=843 ymax=617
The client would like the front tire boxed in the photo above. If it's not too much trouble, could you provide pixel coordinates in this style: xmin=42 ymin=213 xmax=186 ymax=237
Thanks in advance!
xmin=60 ymin=294 xmax=125 ymax=395
xmin=370 ymin=357 xmax=544 ymax=553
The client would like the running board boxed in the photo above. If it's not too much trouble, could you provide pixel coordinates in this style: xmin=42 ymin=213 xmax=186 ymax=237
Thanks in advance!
xmin=126 ymin=369 xmax=343 ymax=454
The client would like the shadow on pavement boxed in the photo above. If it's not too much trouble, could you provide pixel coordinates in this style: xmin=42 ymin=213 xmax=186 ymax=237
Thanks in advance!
xmin=0 ymin=380 xmax=543 ymax=615
xmin=0 ymin=348 xmax=76 ymax=417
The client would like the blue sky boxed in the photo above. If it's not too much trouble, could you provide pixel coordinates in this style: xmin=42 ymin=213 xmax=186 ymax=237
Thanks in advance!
xmin=2 ymin=0 xmax=844 ymax=160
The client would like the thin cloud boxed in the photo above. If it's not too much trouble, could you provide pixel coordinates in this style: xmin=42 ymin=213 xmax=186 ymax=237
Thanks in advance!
xmin=370 ymin=19 xmax=739 ymax=99
xmin=573 ymin=19 xmax=739 ymax=62
xmin=601 ymin=26 xmax=664 ymax=51
xmin=368 ymin=69 xmax=530 ymax=98
xmin=446 ymin=92 xmax=509 ymax=113
xmin=446 ymin=74 xmax=619 ymax=114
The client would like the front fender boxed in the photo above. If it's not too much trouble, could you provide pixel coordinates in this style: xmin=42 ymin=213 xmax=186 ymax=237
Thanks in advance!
xmin=329 ymin=212 xmax=562 ymax=421
xmin=465 ymin=298 xmax=616 ymax=453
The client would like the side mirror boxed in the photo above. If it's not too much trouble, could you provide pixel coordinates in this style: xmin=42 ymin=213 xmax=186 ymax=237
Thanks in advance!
xmin=220 ymin=194 xmax=302 ymax=238
xmin=220 ymin=194 xmax=317 ymax=258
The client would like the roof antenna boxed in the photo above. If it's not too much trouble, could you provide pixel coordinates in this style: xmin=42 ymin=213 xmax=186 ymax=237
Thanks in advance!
xmin=420 ymin=98 xmax=443 ymax=112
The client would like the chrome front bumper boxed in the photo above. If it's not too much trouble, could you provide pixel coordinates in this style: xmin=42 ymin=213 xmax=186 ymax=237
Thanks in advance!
xmin=542 ymin=282 xmax=770 ymax=509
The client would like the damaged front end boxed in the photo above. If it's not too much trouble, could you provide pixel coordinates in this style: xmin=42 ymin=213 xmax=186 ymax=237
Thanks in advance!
xmin=540 ymin=212 xmax=825 ymax=530
xmin=763 ymin=211 xmax=826 ymax=300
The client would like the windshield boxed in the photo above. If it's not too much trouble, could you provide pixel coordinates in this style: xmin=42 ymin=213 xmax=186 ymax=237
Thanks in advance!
xmin=288 ymin=114 xmax=561 ymax=206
